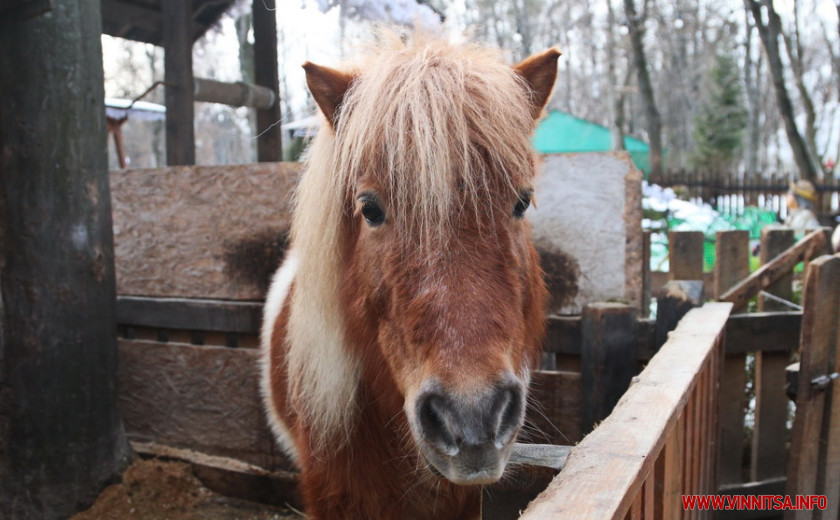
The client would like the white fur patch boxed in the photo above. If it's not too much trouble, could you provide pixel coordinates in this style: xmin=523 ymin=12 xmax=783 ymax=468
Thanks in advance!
xmin=260 ymin=252 xmax=300 ymax=463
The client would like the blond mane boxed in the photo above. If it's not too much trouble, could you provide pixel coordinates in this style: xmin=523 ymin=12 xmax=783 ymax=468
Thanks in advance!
xmin=286 ymin=33 xmax=542 ymax=452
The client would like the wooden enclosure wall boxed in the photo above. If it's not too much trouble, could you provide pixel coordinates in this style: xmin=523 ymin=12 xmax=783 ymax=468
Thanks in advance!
xmin=111 ymin=163 xmax=300 ymax=300
xmin=520 ymin=303 xmax=731 ymax=519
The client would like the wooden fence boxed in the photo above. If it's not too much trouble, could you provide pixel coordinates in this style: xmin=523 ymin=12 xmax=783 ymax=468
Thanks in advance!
xmin=516 ymin=230 xmax=836 ymax=519
xmin=649 ymin=170 xmax=840 ymax=219
xmin=114 ymin=229 xmax=833 ymax=517
xmin=521 ymin=303 xmax=730 ymax=519
xmin=108 ymin=162 xmax=837 ymax=517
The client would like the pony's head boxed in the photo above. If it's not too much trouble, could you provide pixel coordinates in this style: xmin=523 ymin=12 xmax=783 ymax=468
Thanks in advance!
xmin=291 ymin=35 xmax=559 ymax=486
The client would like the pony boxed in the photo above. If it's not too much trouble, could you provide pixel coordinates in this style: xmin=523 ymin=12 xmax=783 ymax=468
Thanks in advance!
xmin=260 ymin=33 xmax=560 ymax=519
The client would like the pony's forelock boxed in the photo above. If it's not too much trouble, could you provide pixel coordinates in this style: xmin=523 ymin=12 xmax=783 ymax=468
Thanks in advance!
xmin=286 ymin=33 xmax=542 ymax=452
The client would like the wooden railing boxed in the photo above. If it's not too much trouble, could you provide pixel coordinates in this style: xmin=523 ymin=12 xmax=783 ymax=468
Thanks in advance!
xmin=520 ymin=303 xmax=731 ymax=519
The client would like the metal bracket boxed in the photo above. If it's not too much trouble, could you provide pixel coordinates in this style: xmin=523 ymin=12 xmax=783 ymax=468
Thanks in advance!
xmin=811 ymin=372 xmax=839 ymax=390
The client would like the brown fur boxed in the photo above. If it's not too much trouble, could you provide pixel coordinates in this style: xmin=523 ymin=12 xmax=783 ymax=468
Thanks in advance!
xmin=262 ymin=33 xmax=559 ymax=519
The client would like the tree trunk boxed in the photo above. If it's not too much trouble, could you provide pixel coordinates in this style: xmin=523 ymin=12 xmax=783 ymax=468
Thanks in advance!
xmin=624 ymin=0 xmax=664 ymax=177
xmin=745 ymin=0 xmax=819 ymax=183
xmin=0 ymin=2 xmax=131 ymax=518
xmin=782 ymin=0 xmax=822 ymax=173
xmin=607 ymin=0 xmax=626 ymax=151
xmin=743 ymin=9 xmax=761 ymax=179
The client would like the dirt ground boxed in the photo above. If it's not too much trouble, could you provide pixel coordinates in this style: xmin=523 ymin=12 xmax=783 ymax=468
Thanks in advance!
xmin=72 ymin=457 xmax=302 ymax=520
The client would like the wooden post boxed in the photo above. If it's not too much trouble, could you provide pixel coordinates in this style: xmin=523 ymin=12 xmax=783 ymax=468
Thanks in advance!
xmin=669 ymin=230 xmax=704 ymax=281
xmin=163 ymin=0 xmax=195 ymax=165
xmin=752 ymin=227 xmax=794 ymax=482
xmin=0 ymin=2 xmax=130 ymax=517
xmin=786 ymin=254 xmax=840 ymax=520
xmin=714 ymin=230 xmax=750 ymax=486
xmin=653 ymin=280 xmax=704 ymax=351
xmin=252 ymin=0 xmax=282 ymax=162
xmin=642 ymin=230 xmax=651 ymax=316
xmin=580 ymin=303 xmax=637 ymax=435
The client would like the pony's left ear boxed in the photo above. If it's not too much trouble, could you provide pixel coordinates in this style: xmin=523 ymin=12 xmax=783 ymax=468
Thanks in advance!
xmin=303 ymin=62 xmax=356 ymax=128
xmin=514 ymin=48 xmax=562 ymax=120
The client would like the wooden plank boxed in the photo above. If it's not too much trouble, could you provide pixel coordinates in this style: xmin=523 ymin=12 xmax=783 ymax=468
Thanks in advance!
xmin=785 ymin=255 xmax=840 ymax=520
xmin=116 ymin=296 xmax=262 ymax=334
xmin=646 ymin=464 xmax=658 ymax=520
xmin=752 ymin=227 xmax=795 ymax=482
xmin=520 ymin=303 xmax=731 ymax=519
xmin=252 ymin=0 xmax=282 ymax=162
xmin=718 ymin=354 xmax=747 ymax=486
xmin=714 ymin=229 xmax=751 ymax=486
xmin=662 ymin=414 xmax=685 ymax=519
xmin=580 ymin=303 xmax=638 ymax=435
xmin=131 ymin=441 xmax=300 ymax=508
xmin=526 ymin=370 xmax=582 ymax=445
xmin=118 ymin=339 xmax=293 ymax=472
xmin=724 ymin=312 xmax=802 ymax=355
xmin=669 ymin=230 xmax=705 ymax=281
xmin=823 ymin=293 xmax=840 ymax=520
xmin=719 ymin=228 xmax=828 ymax=311
xmin=162 ymin=0 xmax=195 ymax=165
xmin=544 ymin=315 xmax=581 ymax=354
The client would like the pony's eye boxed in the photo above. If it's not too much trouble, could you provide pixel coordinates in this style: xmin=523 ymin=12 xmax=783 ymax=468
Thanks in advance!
xmin=361 ymin=199 xmax=386 ymax=227
xmin=513 ymin=192 xmax=532 ymax=219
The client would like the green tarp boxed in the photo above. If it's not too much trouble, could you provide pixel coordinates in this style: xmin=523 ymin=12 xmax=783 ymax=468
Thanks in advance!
xmin=533 ymin=110 xmax=653 ymax=174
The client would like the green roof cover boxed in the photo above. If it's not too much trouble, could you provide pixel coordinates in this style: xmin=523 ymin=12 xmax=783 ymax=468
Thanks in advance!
xmin=533 ymin=110 xmax=653 ymax=175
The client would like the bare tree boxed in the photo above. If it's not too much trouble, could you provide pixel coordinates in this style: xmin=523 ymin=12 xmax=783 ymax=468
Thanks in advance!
xmin=624 ymin=0 xmax=664 ymax=177
xmin=606 ymin=0 xmax=626 ymax=150
xmin=745 ymin=0 xmax=820 ymax=182
xmin=781 ymin=0 xmax=822 ymax=172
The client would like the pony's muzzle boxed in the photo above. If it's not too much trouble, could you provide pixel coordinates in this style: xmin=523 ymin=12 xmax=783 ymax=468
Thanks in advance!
xmin=413 ymin=376 xmax=525 ymax=485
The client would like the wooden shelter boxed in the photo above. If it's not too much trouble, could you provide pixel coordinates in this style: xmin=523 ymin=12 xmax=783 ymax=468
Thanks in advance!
xmin=100 ymin=0 xmax=283 ymax=165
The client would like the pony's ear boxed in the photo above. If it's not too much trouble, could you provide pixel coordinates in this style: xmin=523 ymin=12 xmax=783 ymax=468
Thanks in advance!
xmin=303 ymin=62 xmax=356 ymax=128
xmin=514 ymin=48 xmax=562 ymax=120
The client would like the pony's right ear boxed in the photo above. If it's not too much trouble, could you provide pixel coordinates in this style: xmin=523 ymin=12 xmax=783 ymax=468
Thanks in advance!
xmin=514 ymin=48 xmax=562 ymax=120
xmin=303 ymin=62 xmax=355 ymax=128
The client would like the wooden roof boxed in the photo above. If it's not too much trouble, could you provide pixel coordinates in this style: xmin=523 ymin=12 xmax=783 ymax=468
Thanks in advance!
xmin=101 ymin=0 xmax=237 ymax=45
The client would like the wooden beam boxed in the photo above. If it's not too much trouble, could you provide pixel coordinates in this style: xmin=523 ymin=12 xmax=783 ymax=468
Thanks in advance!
xmin=580 ymin=303 xmax=638 ymax=435
xmin=719 ymin=228 xmax=829 ymax=311
xmin=0 ymin=1 xmax=130 ymax=515
xmin=723 ymin=312 xmax=802 ymax=355
xmin=714 ymin=230 xmax=751 ymax=486
xmin=116 ymin=296 xmax=262 ymax=334
xmin=193 ymin=77 xmax=276 ymax=109
xmin=100 ymin=0 xmax=159 ymax=36
xmin=653 ymin=280 xmax=704 ymax=352
xmin=131 ymin=441 xmax=300 ymax=508
xmin=162 ymin=0 xmax=195 ymax=165
xmin=786 ymin=254 xmax=840 ymax=519
xmin=752 ymin=227 xmax=794 ymax=482
xmin=669 ymin=230 xmax=704 ymax=281
xmin=252 ymin=0 xmax=282 ymax=162
xmin=714 ymin=230 xmax=750 ymax=311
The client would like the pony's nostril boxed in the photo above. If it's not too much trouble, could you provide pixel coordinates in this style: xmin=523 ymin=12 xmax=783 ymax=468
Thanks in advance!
xmin=418 ymin=393 xmax=459 ymax=455
xmin=493 ymin=386 xmax=524 ymax=446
